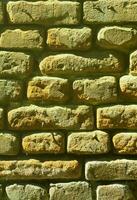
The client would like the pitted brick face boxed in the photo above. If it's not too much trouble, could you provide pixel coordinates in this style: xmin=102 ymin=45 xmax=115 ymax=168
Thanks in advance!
xmin=1 ymin=0 xmax=137 ymax=199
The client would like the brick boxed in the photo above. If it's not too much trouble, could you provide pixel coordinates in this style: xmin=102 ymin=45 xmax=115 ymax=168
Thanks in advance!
xmin=0 ymin=51 xmax=33 ymax=79
xmin=50 ymin=182 xmax=92 ymax=200
xmin=83 ymin=0 xmax=137 ymax=24
xmin=0 ymin=29 xmax=44 ymax=50
xmin=0 ymin=2 xmax=3 ymax=24
xmin=39 ymin=52 xmax=123 ymax=76
xmin=7 ymin=1 xmax=80 ymax=25
xmin=0 ymin=133 xmax=19 ymax=155
xmin=85 ymin=159 xmax=137 ymax=181
xmin=0 ymin=109 xmax=4 ymax=129
xmin=130 ymin=50 xmax=137 ymax=75
xmin=8 ymin=105 xmax=94 ymax=130
xmin=67 ymin=131 xmax=110 ymax=154
xmin=47 ymin=27 xmax=92 ymax=50
xmin=97 ymin=26 xmax=137 ymax=52
xmin=120 ymin=75 xmax=137 ymax=100
xmin=27 ymin=77 xmax=69 ymax=103
xmin=73 ymin=76 xmax=117 ymax=105
xmin=113 ymin=132 xmax=137 ymax=154
xmin=97 ymin=184 xmax=135 ymax=200
xmin=22 ymin=132 xmax=65 ymax=154
xmin=97 ymin=105 xmax=137 ymax=130
xmin=0 ymin=160 xmax=81 ymax=180
xmin=0 ymin=80 xmax=22 ymax=104
xmin=6 ymin=184 xmax=48 ymax=200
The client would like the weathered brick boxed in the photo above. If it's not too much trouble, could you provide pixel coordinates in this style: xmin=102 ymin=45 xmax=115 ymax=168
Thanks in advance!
xmin=0 ymin=160 xmax=81 ymax=180
xmin=0 ymin=29 xmax=44 ymax=50
xmin=0 ymin=51 xmax=33 ymax=79
xmin=67 ymin=131 xmax=110 ymax=154
xmin=97 ymin=184 xmax=135 ymax=200
xmin=97 ymin=26 xmax=137 ymax=52
xmin=7 ymin=1 xmax=80 ymax=25
xmin=120 ymin=75 xmax=137 ymax=100
xmin=47 ymin=27 xmax=92 ymax=50
xmin=0 ymin=133 xmax=19 ymax=155
xmin=39 ymin=52 xmax=123 ymax=76
xmin=97 ymin=105 xmax=137 ymax=130
xmin=27 ymin=77 xmax=69 ymax=103
xmin=0 ymin=80 xmax=22 ymax=103
xmin=73 ymin=76 xmax=117 ymax=105
xmin=6 ymin=184 xmax=48 ymax=200
xmin=0 ymin=108 xmax=4 ymax=129
xmin=22 ymin=132 xmax=65 ymax=154
xmin=8 ymin=105 xmax=94 ymax=130
xmin=0 ymin=2 xmax=3 ymax=24
xmin=85 ymin=159 xmax=137 ymax=181
xmin=130 ymin=50 xmax=137 ymax=75
xmin=83 ymin=0 xmax=137 ymax=24
xmin=113 ymin=132 xmax=137 ymax=154
xmin=50 ymin=182 xmax=92 ymax=200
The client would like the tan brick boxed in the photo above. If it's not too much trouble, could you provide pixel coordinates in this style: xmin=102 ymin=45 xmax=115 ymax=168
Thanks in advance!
xmin=97 ymin=184 xmax=135 ymax=200
xmin=85 ymin=159 xmax=137 ymax=181
xmin=47 ymin=27 xmax=92 ymax=50
xmin=0 ymin=51 xmax=33 ymax=79
xmin=97 ymin=105 xmax=137 ymax=130
xmin=39 ymin=52 xmax=123 ymax=76
xmin=0 ymin=2 xmax=3 ymax=24
xmin=8 ymin=105 xmax=94 ymax=130
xmin=0 ymin=80 xmax=22 ymax=103
xmin=73 ymin=76 xmax=117 ymax=105
xmin=22 ymin=132 xmax=65 ymax=154
xmin=120 ymin=75 xmax=137 ymax=100
xmin=67 ymin=131 xmax=110 ymax=154
xmin=113 ymin=132 xmax=137 ymax=154
xmin=6 ymin=184 xmax=48 ymax=200
xmin=83 ymin=0 xmax=137 ymax=24
xmin=0 ymin=133 xmax=19 ymax=155
xmin=97 ymin=26 xmax=137 ymax=52
xmin=130 ymin=50 xmax=137 ymax=75
xmin=0 ymin=29 xmax=44 ymax=50
xmin=27 ymin=77 xmax=69 ymax=103
xmin=0 ymin=160 xmax=81 ymax=180
xmin=50 ymin=182 xmax=92 ymax=200
xmin=7 ymin=1 xmax=80 ymax=25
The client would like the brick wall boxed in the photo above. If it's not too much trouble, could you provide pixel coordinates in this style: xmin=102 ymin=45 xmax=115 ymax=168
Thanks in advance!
xmin=0 ymin=0 xmax=137 ymax=199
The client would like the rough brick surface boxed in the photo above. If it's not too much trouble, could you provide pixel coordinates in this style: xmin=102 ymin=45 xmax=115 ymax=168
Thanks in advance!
xmin=7 ymin=1 xmax=80 ymax=25
xmin=130 ymin=50 xmax=137 ymax=75
xmin=73 ymin=76 xmax=117 ymax=105
xmin=47 ymin=28 xmax=92 ymax=50
xmin=67 ymin=131 xmax=110 ymax=154
xmin=83 ymin=0 xmax=137 ymax=24
xmin=8 ymin=105 xmax=94 ymax=130
xmin=0 ymin=29 xmax=44 ymax=50
xmin=0 ymin=133 xmax=19 ymax=155
xmin=27 ymin=77 xmax=69 ymax=103
xmin=39 ymin=52 xmax=123 ymax=76
xmin=22 ymin=132 xmax=65 ymax=154
xmin=97 ymin=184 xmax=135 ymax=200
xmin=85 ymin=159 xmax=137 ymax=181
xmin=0 ymin=160 xmax=81 ymax=180
xmin=97 ymin=105 xmax=137 ymax=129
xmin=6 ymin=184 xmax=49 ymax=200
xmin=0 ymin=51 xmax=33 ymax=79
xmin=97 ymin=26 xmax=137 ymax=52
xmin=50 ymin=182 xmax=92 ymax=200
xmin=120 ymin=75 xmax=137 ymax=100
xmin=113 ymin=132 xmax=137 ymax=154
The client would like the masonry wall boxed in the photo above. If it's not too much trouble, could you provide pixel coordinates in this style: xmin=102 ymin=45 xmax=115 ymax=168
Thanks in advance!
xmin=0 ymin=0 xmax=137 ymax=199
